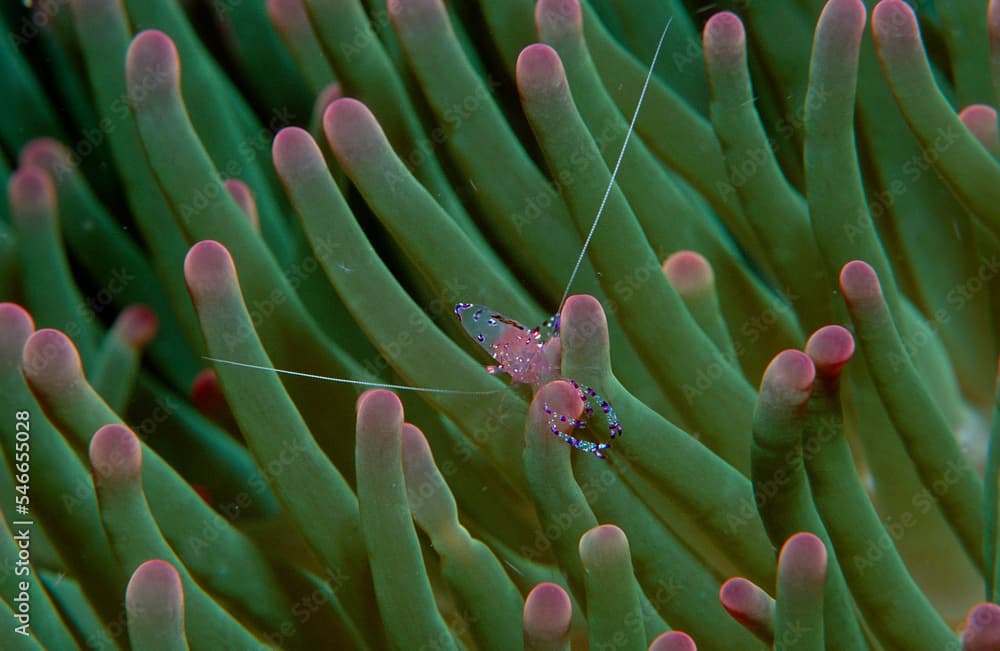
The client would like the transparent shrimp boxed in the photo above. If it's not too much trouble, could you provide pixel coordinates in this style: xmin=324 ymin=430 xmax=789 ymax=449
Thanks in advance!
xmin=454 ymin=303 xmax=620 ymax=459
xmin=451 ymin=17 xmax=671 ymax=458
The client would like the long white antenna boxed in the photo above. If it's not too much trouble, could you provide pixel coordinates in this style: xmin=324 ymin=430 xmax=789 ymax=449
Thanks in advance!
xmin=204 ymin=357 xmax=505 ymax=395
xmin=556 ymin=17 xmax=673 ymax=316
xmin=207 ymin=22 xmax=670 ymax=395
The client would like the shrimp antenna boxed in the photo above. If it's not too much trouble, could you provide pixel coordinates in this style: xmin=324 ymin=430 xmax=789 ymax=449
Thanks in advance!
xmin=203 ymin=21 xmax=671 ymax=397
xmin=204 ymin=357 xmax=506 ymax=395
xmin=557 ymin=16 xmax=673 ymax=316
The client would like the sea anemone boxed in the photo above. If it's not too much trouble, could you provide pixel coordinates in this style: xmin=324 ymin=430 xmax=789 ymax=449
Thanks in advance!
xmin=1 ymin=0 xmax=998 ymax=648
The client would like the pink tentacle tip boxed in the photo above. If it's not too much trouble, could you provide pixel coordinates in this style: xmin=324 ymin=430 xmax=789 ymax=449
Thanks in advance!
xmin=562 ymin=293 xmax=605 ymax=319
xmin=18 ymin=138 xmax=73 ymax=171
xmin=719 ymin=577 xmax=771 ymax=622
xmin=224 ymin=178 xmax=257 ymax=214
xmin=127 ymin=560 xmax=184 ymax=614
xmin=719 ymin=576 xmax=751 ymax=607
xmin=22 ymin=329 xmax=83 ymax=385
xmin=779 ymin=532 xmax=828 ymax=584
xmin=872 ymin=0 xmax=920 ymax=46
xmin=356 ymin=387 xmax=402 ymax=410
xmin=560 ymin=294 xmax=608 ymax=342
xmin=114 ymin=305 xmax=159 ymax=349
xmin=959 ymin=105 xmax=999 ymax=146
xmin=761 ymin=350 xmax=816 ymax=402
xmin=579 ymin=523 xmax=628 ymax=556
xmin=523 ymin=582 xmax=572 ymax=641
xmin=838 ymin=260 xmax=883 ymax=305
xmin=90 ymin=424 xmax=143 ymax=481
xmin=324 ymin=97 xmax=377 ymax=140
xmin=516 ymin=43 xmax=568 ymax=95
xmin=0 ymin=304 xmax=35 ymax=347
xmin=183 ymin=240 xmax=237 ymax=298
xmin=805 ymin=325 xmax=855 ymax=378
xmin=703 ymin=11 xmax=745 ymax=58
xmin=9 ymin=167 xmax=56 ymax=216
xmin=273 ymin=126 xmax=321 ymax=174
xmin=356 ymin=389 xmax=404 ymax=445
xmin=190 ymin=368 xmax=225 ymax=409
xmin=963 ymin=603 xmax=1000 ymax=650
xmin=559 ymin=294 xmax=610 ymax=357
xmin=821 ymin=0 xmax=867 ymax=24
xmin=125 ymin=30 xmax=180 ymax=103
xmin=400 ymin=423 xmax=431 ymax=465
xmin=663 ymin=250 xmax=715 ymax=295
xmin=313 ymin=82 xmax=344 ymax=118
xmin=649 ymin=631 xmax=698 ymax=651
xmin=266 ymin=0 xmax=308 ymax=29
xmin=537 ymin=380 xmax=583 ymax=417
xmin=535 ymin=0 xmax=583 ymax=35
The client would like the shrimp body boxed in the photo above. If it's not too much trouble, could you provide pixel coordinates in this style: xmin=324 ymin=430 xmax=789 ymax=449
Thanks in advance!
xmin=455 ymin=303 xmax=620 ymax=458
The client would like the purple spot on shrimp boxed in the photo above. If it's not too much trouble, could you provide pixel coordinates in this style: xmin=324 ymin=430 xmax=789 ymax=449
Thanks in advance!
xmin=459 ymin=305 xmax=621 ymax=456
